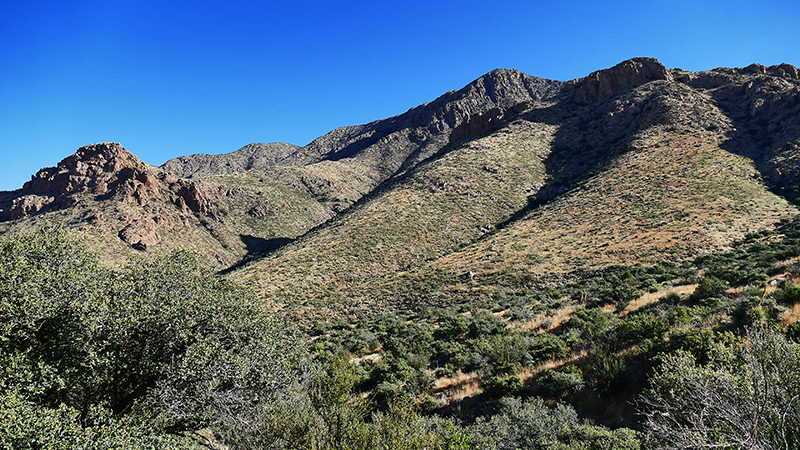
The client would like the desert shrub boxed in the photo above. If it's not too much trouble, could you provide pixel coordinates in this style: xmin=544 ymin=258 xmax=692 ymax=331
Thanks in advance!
xmin=538 ymin=368 xmax=585 ymax=399
xmin=506 ymin=306 xmax=533 ymax=322
xmin=666 ymin=305 xmax=691 ymax=326
xmin=597 ymin=282 xmax=642 ymax=310
xmin=487 ymin=334 xmax=529 ymax=374
xmin=640 ymin=326 xmax=800 ymax=450
xmin=607 ymin=314 xmax=670 ymax=351
xmin=341 ymin=329 xmax=380 ymax=354
xmin=483 ymin=375 xmax=524 ymax=397
xmin=560 ymin=307 xmax=615 ymax=340
xmin=550 ymin=423 xmax=641 ymax=450
xmin=587 ymin=342 xmax=628 ymax=392
xmin=665 ymin=328 xmax=736 ymax=365
xmin=463 ymin=347 xmax=492 ymax=373
xmin=432 ymin=340 xmax=469 ymax=370
xmin=434 ymin=313 xmax=470 ymax=340
xmin=468 ymin=310 xmax=507 ymax=338
xmin=467 ymin=396 xmax=577 ymax=450
xmin=526 ymin=333 xmax=567 ymax=366
xmin=777 ymin=284 xmax=800 ymax=305
xmin=689 ymin=276 xmax=727 ymax=302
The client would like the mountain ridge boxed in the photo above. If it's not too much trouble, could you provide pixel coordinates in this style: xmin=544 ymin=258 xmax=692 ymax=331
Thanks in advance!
xmin=1 ymin=58 xmax=799 ymax=320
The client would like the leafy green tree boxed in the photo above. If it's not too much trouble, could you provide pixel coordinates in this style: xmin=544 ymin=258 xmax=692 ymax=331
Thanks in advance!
xmin=0 ymin=228 xmax=308 ymax=448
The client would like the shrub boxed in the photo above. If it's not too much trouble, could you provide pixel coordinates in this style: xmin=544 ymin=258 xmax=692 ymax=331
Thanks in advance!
xmin=526 ymin=333 xmax=567 ymax=366
xmin=483 ymin=375 xmax=524 ymax=397
xmin=467 ymin=396 xmax=577 ymax=450
xmin=0 ymin=229 xmax=308 ymax=447
xmin=640 ymin=326 xmax=800 ymax=450
xmin=538 ymin=368 xmax=585 ymax=399
xmin=689 ymin=276 xmax=727 ymax=302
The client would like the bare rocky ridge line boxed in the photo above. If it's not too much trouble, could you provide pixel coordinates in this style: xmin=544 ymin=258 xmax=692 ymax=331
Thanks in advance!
xmin=161 ymin=142 xmax=301 ymax=179
xmin=162 ymin=69 xmax=565 ymax=189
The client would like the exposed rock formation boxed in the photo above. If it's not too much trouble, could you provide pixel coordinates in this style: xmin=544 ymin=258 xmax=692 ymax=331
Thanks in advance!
xmin=0 ymin=142 xmax=218 ymax=223
xmin=566 ymin=57 xmax=673 ymax=104
xmin=0 ymin=143 xmax=222 ymax=251
xmin=118 ymin=218 xmax=161 ymax=250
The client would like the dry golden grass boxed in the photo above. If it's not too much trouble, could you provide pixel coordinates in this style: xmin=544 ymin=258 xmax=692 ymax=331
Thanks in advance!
xmin=421 ymin=127 xmax=797 ymax=299
xmin=619 ymin=284 xmax=698 ymax=316
xmin=232 ymin=116 xmax=560 ymax=307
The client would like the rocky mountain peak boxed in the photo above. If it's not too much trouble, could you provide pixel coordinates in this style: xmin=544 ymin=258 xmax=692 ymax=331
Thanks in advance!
xmin=0 ymin=142 xmax=218 ymax=225
xmin=22 ymin=142 xmax=146 ymax=196
xmin=566 ymin=57 xmax=673 ymax=104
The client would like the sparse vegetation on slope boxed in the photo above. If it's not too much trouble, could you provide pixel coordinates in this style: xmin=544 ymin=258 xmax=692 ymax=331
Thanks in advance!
xmin=2 ymin=58 xmax=800 ymax=449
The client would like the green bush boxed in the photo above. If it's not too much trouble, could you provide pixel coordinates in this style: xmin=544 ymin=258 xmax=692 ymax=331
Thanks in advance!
xmin=0 ymin=229 xmax=308 ymax=447
xmin=467 ymin=396 xmax=578 ymax=450
xmin=641 ymin=326 xmax=800 ymax=450
xmin=526 ymin=333 xmax=567 ymax=366
xmin=538 ymin=368 xmax=585 ymax=400
xmin=665 ymin=328 xmax=736 ymax=365
xmin=483 ymin=375 xmax=524 ymax=397
xmin=689 ymin=276 xmax=727 ymax=302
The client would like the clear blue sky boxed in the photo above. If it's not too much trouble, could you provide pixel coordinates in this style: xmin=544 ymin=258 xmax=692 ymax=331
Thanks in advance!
xmin=1 ymin=0 xmax=798 ymax=191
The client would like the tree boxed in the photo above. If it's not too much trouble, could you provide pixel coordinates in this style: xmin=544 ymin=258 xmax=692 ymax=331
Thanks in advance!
xmin=0 ymin=228 xmax=308 ymax=448
xmin=640 ymin=326 xmax=800 ymax=450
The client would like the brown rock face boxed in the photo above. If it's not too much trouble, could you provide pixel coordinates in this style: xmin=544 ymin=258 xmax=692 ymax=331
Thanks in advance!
xmin=0 ymin=142 xmax=218 ymax=223
xmin=3 ymin=195 xmax=55 ymax=220
xmin=118 ymin=218 xmax=161 ymax=249
xmin=567 ymin=57 xmax=673 ymax=104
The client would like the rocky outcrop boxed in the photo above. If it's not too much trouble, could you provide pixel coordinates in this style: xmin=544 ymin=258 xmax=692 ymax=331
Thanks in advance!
xmin=118 ymin=218 xmax=161 ymax=250
xmin=0 ymin=142 xmax=218 ymax=223
xmin=448 ymin=107 xmax=507 ymax=145
xmin=0 ymin=143 xmax=221 ymax=251
xmin=566 ymin=57 xmax=673 ymax=104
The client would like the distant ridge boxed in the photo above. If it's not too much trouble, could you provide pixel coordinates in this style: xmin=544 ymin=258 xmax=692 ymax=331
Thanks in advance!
xmin=161 ymin=142 xmax=300 ymax=179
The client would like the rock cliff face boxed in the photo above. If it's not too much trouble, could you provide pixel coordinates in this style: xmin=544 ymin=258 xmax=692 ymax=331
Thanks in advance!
xmin=0 ymin=142 xmax=219 ymax=250
xmin=566 ymin=57 xmax=673 ymax=104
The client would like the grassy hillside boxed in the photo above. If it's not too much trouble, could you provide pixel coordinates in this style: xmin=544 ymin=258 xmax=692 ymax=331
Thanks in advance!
xmin=232 ymin=66 xmax=800 ymax=318
xmin=233 ymin=105 xmax=560 ymax=312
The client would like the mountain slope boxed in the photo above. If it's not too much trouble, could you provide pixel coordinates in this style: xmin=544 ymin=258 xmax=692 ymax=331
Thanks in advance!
xmin=230 ymin=58 xmax=800 ymax=317
xmin=0 ymin=69 xmax=562 ymax=269
xmin=161 ymin=142 xmax=300 ymax=179
xmin=165 ymin=69 xmax=565 ymax=215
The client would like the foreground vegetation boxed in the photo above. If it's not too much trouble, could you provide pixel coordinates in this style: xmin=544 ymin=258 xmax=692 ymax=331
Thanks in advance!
xmin=2 ymin=222 xmax=800 ymax=448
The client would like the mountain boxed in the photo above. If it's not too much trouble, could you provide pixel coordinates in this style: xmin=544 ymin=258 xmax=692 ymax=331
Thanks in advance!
xmin=0 ymin=68 xmax=563 ymax=269
xmin=161 ymin=142 xmax=301 ymax=179
xmin=229 ymin=58 xmax=800 ymax=317
xmin=1 ymin=58 xmax=798 ymax=320
xmin=0 ymin=142 xmax=236 ymax=267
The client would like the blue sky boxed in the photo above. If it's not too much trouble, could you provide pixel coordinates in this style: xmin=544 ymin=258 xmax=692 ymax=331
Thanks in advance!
xmin=1 ymin=0 xmax=798 ymax=191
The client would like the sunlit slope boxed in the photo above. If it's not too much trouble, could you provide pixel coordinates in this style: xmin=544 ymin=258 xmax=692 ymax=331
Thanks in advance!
xmin=232 ymin=110 xmax=560 ymax=309
xmin=405 ymin=126 xmax=798 ymax=305
xmin=230 ymin=60 xmax=800 ymax=316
